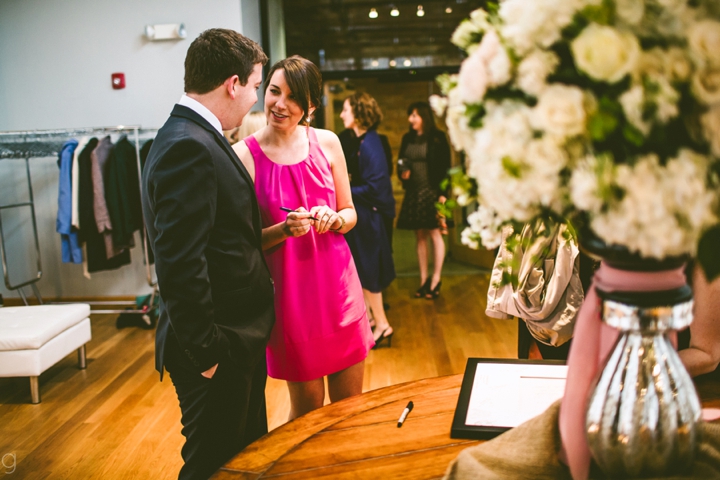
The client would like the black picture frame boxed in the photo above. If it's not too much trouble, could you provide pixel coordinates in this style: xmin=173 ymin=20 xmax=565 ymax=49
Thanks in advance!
xmin=450 ymin=358 xmax=566 ymax=440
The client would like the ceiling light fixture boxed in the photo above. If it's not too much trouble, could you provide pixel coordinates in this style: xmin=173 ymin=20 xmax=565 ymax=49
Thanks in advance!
xmin=445 ymin=6 xmax=453 ymax=13
xmin=369 ymin=8 xmax=378 ymax=18
xmin=389 ymin=59 xmax=397 ymax=67
xmin=390 ymin=5 xmax=400 ymax=16
xmin=416 ymin=5 xmax=425 ymax=17
xmin=403 ymin=58 xmax=412 ymax=67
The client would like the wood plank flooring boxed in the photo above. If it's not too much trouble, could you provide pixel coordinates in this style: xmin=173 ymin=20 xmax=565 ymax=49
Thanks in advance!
xmin=0 ymin=274 xmax=516 ymax=479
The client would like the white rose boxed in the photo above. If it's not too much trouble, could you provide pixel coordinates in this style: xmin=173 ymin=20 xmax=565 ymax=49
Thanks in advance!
xmin=451 ymin=19 xmax=482 ymax=50
xmin=445 ymin=89 xmax=475 ymax=152
xmin=429 ymin=95 xmax=448 ymax=117
xmin=456 ymin=30 xmax=512 ymax=103
xmin=461 ymin=227 xmax=480 ymax=250
xmin=457 ymin=48 xmax=488 ymax=103
xmin=437 ymin=73 xmax=458 ymax=95
xmin=469 ymin=8 xmax=491 ymax=31
xmin=525 ymin=137 xmax=567 ymax=207
xmin=476 ymin=30 xmax=512 ymax=87
xmin=516 ymin=50 xmax=560 ymax=97
xmin=666 ymin=47 xmax=693 ymax=82
xmin=532 ymin=85 xmax=587 ymax=139
xmin=657 ymin=0 xmax=687 ymax=13
xmin=570 ymin=166 xmax=603 ymax=213
xmin=633 ymin=48 xmax=666 ymax=82
xmin=571 ymin=24 xmax=640 ymax=83
xmin=586 ymin=153 xmax=716 ymax=259
xmin=619 ymin=85 xmax=651 ymax=135
xmin=701 ymin=105 xmax=720 ymax=157
xmin=688 ymin=20 xmax=720 ymax=68
xmin=616 ymin=0 xmax=645 ymax=25
xmin=692 ymin=67 xmax=720 ymax=105
xmin=652 ymin=76 xmax=680 ymax=123
xmin=500 ymin=0 xmax=581 ymax=55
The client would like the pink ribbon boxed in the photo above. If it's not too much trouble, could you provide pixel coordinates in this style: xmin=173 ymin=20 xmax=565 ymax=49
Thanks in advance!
xmin=558 ymin=262 xmax=687 ymax=480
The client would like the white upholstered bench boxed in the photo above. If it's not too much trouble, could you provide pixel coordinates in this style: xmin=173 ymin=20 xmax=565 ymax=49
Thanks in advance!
xmin=0 ymin=304 xmax=92 ymax=403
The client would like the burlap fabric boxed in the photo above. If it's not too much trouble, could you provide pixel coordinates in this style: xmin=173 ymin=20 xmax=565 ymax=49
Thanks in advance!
xmin=444 ymin=401 xmax=720 ymax=480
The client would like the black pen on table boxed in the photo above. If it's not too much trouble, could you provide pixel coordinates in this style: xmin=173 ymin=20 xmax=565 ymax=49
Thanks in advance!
xmin=279 ymin=206 xmax=319 ymax=221
xmin=397 ymin=401 xmax=414 ymax=428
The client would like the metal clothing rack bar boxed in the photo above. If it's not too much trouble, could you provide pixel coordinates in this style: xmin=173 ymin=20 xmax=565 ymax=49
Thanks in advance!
xmin=0 ymin=126 xmax=158 ymax=315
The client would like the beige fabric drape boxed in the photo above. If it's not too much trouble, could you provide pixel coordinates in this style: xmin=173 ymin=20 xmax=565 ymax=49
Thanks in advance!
xmin=444 ymin=400 xmax=720 ymax=480
xmin=486 ymin=223 xmax=583 ymax=347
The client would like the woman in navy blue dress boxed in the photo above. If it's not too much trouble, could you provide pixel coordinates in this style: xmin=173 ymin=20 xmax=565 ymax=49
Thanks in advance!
xmin=340 ymin=93 xmax=396 ymax=347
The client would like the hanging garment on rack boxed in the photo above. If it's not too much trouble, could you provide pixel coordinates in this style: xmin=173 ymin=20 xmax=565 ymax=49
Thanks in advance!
xmin=78 ymin=138 xmax=132 ymax=273
xmin=139 ymin=139 xmax=155 ymax=265
xmin=105 ymin=136 xmax=143 ymax=251
xmin=139 ymin=139 xmax=154 ymax=171
xmin=71 ymin=136 xmax=90 ymax=230
xmin=57 ymin=140 xmax=82 ymax=263
xmin=91 ymin=136 xmax=124 ymax=259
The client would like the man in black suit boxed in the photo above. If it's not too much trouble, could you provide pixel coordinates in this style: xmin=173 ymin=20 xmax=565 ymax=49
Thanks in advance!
xmin=141 ymin=29 xmax=273 ymax=480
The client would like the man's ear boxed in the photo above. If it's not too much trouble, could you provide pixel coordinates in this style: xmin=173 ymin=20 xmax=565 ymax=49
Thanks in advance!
xmin=225 ymin=75 xmax=239 ymax=99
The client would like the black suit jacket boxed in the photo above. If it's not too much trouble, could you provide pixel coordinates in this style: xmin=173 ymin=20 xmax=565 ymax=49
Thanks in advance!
xmin=142 ymin=104 xmax=275 ymax=378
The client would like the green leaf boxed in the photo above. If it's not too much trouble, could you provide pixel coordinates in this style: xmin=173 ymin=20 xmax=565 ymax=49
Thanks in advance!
xmin=641 ymin=101 xmax=658 ymax=123
xmin=698 ymin=225 xmax=720 ymax=282
xmin=622 ymin=124 xmax=645 ymax=147
xmin=466 ymin=103 xmax=486 ymax=128
xmin=436 ymin=73 xmax=458 ymax=95
xmin=435 ymin=201 xmax=454 ymax=219
xmin=579 ymin=0 xmax=614 ymax=25
xmin=589 ymin=111 xmax=619 ymax=141
xmin=501 ymin=156 xmax=524 ymax=178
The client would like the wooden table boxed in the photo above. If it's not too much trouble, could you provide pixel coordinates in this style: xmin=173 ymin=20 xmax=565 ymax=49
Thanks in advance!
xmin=213 ymin=374 xmax=476 ymax=479
xmin=213 ymin=373 xmax=720 ymax=480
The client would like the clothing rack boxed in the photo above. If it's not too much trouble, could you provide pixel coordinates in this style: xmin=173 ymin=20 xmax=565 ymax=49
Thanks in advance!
xmin=0 ymin=126 xmax=158 ymax=315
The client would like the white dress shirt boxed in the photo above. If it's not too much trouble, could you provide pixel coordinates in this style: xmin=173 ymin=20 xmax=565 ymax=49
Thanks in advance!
xmin=178 ymin=94 xmax=223 ymax=134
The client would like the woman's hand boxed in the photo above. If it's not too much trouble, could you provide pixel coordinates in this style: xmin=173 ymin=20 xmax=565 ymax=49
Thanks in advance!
xmin=282 ymin=207 xmax=313 ymax=238
xmin=310 ymin=205 xmax=341 ymax=234
xmin=438 ymin=195 xmax=447 ymax=204
xmin=401 ymin=170 xmax=411 ymax=180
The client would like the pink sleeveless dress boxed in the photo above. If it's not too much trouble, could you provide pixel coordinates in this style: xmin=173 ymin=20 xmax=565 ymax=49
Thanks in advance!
xmin=244 ymin=128 xmax=374 ymax=382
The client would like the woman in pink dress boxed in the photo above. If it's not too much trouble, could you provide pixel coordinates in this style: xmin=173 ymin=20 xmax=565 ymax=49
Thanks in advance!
xmin=233 ymin=56 xmax=374 ymax=420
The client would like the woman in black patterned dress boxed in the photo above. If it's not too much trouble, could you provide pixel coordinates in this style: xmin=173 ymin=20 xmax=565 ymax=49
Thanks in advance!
xmin=396 ymin=101 xmax=451 ymax=299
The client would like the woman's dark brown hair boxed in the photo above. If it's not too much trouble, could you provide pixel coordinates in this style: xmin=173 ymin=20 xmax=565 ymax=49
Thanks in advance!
xmin=184 ymin=28 xmax=267 ymax=94
xmin=346 ymin=92 xmax=383 ymax=130
xmin=407 ymin=101 xmax=437 ymax=135
xmin=264 ymin=55 xmax=323 ymax=126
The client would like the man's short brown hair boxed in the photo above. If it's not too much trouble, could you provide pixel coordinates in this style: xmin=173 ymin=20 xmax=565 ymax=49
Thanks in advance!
xmin=184 ymin=28 xmax=268 ymax=94
xmin=346 ymin=92 xmax=383 ymax=130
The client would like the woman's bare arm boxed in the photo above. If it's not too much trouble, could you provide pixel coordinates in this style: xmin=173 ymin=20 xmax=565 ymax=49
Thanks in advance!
xmin=680 ymin=264 xmax=720 ymax=377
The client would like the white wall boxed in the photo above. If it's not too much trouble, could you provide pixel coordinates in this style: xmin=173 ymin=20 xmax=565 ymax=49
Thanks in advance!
xmin=0 ymin=0 xmax=264 ymax=299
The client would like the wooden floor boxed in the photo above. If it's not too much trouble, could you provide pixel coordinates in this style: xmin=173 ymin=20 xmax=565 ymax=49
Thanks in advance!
xmin=0 ymin=274 xmax=516 ymax=479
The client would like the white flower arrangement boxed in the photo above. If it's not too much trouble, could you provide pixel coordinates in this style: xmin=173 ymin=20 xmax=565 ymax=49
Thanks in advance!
xmin=435 ymin=0 xmax=720 ymax=272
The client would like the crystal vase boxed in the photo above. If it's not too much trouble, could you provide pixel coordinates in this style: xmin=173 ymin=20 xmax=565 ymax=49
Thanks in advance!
xmin=584 ymin=283 xmax=702 ymax=477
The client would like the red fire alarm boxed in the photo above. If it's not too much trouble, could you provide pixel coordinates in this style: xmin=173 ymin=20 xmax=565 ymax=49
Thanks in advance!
xmin=111 ymin=73 xmax=125 ymax=90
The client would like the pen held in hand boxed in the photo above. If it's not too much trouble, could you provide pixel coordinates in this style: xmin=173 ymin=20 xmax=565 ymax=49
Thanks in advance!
xmin=397 ymin=400 xmax=414 ymax=428
xmin=279 ymin=206 xmax=319 ymax=222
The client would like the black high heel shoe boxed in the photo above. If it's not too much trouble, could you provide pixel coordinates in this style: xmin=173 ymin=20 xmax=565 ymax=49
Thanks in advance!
xmin=372 ymin=328 xmax=394 ymax=349
xmin=426 ymin=280 xmax=442 ymax=300
xmin=414 ymin=279 xmax=431 ymax=298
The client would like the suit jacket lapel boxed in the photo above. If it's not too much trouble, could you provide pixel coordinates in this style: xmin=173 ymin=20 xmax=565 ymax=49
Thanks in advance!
xmin=170 ymin=105 xmax=255 ymax=187
xmin=170 ymin=105 xmax=264 ymax=245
